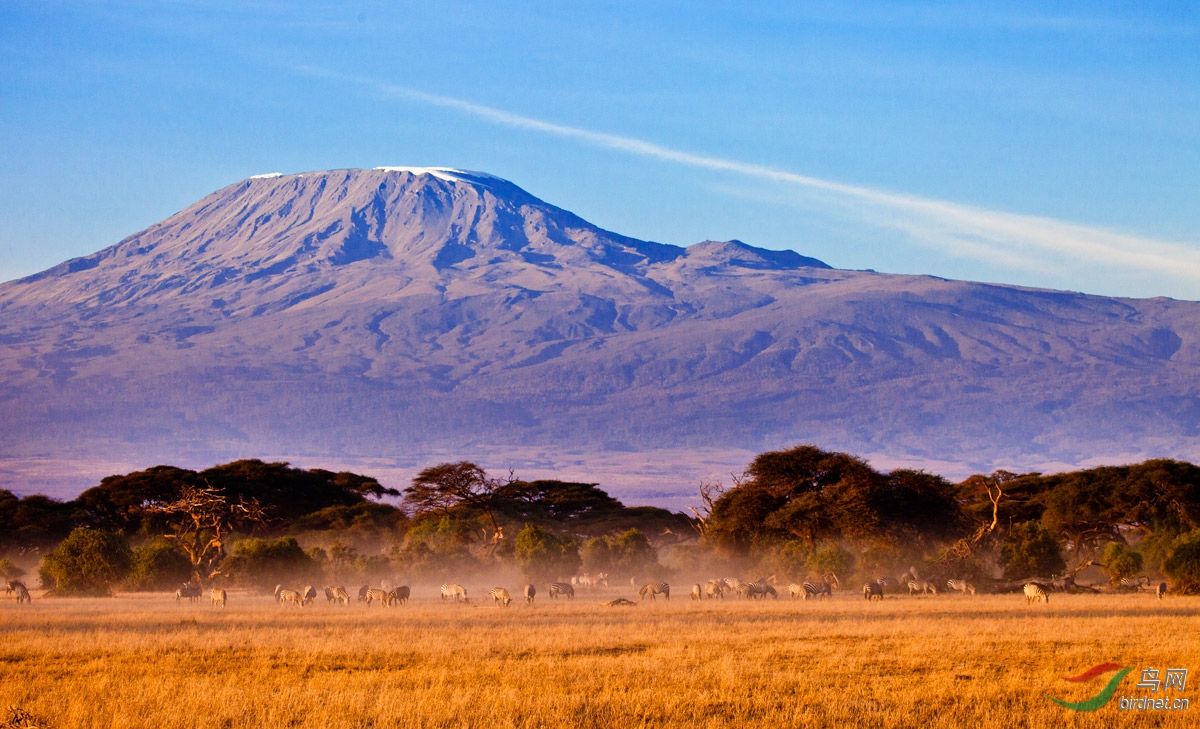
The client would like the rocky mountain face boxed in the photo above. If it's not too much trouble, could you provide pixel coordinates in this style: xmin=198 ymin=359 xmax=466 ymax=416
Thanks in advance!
xmin=1 ymin=167 xmax=1197 ymax=506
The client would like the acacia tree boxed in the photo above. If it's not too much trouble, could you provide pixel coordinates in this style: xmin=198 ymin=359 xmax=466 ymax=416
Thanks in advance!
xmin=402 ymin=462 xmax=515 ymax=557
xmin=145 ymin=485 xmax=265 ymax=583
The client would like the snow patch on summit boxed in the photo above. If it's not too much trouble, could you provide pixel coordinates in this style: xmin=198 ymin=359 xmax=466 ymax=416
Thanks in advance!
xmin=250 ymin=172 xmax=284 ymax=179
xmin=373 ymin=166 xmax=500 ymax=184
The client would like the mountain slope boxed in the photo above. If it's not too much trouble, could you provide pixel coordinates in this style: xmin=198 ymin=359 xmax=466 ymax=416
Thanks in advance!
xmin=0 ymin=167 xmax=1197 ymax=505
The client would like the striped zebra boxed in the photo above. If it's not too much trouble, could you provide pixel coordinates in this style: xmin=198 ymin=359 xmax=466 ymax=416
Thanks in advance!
xmin=441 ymin=584 xmax=467 ymax=602
xmin=946 ymin=579 xmax=976 ymax=595
xmin=329 ymin=586 xmax=351 ymax=606
xmin=1119 ymin=576 xmax=1149 ymax=592
xmin=705 ymin=580 xmax=726 ymax=599
xmin=690 ymin=583 xmax=702 ymax=600
xmin=357 ymin=585 xmax=370 ymax=602
xmin=490 ymin=587 xmax=512 ymax=607
xmin=387 ymin=586 xmax=410 ymax=606
xmin=277 ymin=587 xmax=303 ymax=607
xmin=788 ymin=583 xmax=805 ymax=599
xmin=301 ymin=586 xmax=318 ymax=606
xmin=800 ymin=581 xmax=832 ymax=600
xmin=908 ymin=579 xmax=938 ymax=596
xmin=363 ymin=588 xmax=389 ymax=607
xmin=863 ymin=582 xmax=883 ymax=601
xmin=176 ymin=582 xmax=202 ymax=603
xmin=548 ymin=582 xmax=574 ymax=600
xmin=210 ymin=587 xmax=227 ymax=608
xmin=746 ymin=583 xmax=777 ymax=599
xmin=876 ymin=576 xmax=897 ymax=593
xmin=1157 ymin=582 xmax=1167 ymax=600
xmin=524 ymin=584 xmax=536 ymax=604
xmin=5 ymin=580 xmax=30 ymax=604
xmin=638 ymin=582 xmax=670 ymax=601
xmin=724 ymin=578 xmax=749 ymax=599
xmin=1023 ymin=582 xmax=1049 ymax=604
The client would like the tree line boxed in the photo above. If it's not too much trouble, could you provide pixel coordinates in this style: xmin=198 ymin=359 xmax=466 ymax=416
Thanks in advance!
xmin=5 ymin=447 xmax=1200 ymax=596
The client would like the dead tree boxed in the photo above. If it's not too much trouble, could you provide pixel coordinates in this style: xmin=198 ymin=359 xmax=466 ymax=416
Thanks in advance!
xmin=146 ymin=485 xmax=265 ymax=584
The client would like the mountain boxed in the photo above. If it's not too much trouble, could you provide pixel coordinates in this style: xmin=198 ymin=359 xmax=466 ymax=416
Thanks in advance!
xmin=1 ymin=167 xmax=1197 ymax=507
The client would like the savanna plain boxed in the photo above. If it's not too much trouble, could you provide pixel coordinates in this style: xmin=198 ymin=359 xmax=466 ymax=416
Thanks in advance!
xmin=1 ymin=590 xmax=1197 ymax=729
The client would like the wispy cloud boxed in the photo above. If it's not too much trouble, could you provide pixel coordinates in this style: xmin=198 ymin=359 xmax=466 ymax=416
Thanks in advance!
xmin=300 ymin=65 xmax=1200 ymax=287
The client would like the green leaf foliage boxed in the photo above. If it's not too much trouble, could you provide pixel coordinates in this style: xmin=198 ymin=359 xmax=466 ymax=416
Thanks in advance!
xmin=40 ymin=528 xmax=133 ymax=596
xmin=999 ymin=521 xmax=1066 ymax=579
xmin=514 ymin=524 xmax=581 ymax=581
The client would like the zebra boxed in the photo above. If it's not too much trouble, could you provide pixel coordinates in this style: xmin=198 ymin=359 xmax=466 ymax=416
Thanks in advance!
xmin=724 ymin=578 xmax=749 ymax=599
xmin=441 ymin=584 xmax=468 ymax=602
xmin=638 ymin=582 xmax=670 ymax=601
xmin=800 ymin=581 xmax=832 ymax=600
xmin=323 ymin=586 xmax=337 ymax=604
xmin=387 ymin=586 xmax=410 ymax=606
xmin=176 ymin=582 xmax=202 ymax=603
xmin=330 ymin=586 xmax=351 ymax=606
xmin=946 ymin=579 xmax=977 ymax=595
xmin=705 ymin=580 xmax=726 ymax=599
xmin=301 ymin=586 xmax=318 ymax=606
xmin=5 ymin=580 xmax=30 ymax=604
xmin=277 ymin=587 xmax=304 ymax=607
xmin=1119 ymin=576 xmax=1150 ymax=592
xmin=690 ymin=583 xmax=702 ymax=600
xmin=210 ymin=587 xmax=227 ymax=608
xmin=524 ymin=584 xmax=536 ymax=604
xmin=876 ymin=576 xmax=897 ymax=593
xmin=548 ymin=582 xmax=574 ymax=600
xmin=908 ymin=579 xmax=938 ymax=596
xmin=1157 ymin=582 xmax=1167 ymax=600
xmin=746 ymin=583 xmax=777 ymax=599
xmin=863 ymin=582 xmax=883 ymax=601
xmin=357 ymin=585 xmax=370 ymax=602
xmin=1023 ymin=582 xmax=1049 ymax=604
xmin=490 ymin=587 xmax=512 ymax=607
xmin=788 ymin=583 xmax=805 ymax=599
xmin=364 ymin=588 xmax=389 ymax=607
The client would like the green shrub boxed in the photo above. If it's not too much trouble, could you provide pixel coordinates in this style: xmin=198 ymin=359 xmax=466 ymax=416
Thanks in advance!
xmin=514 ymin=524 xmax=580 ymax=581
xmin=40 ymin=528 xmax=133 ymax=596
xmin=126 ymin=539 xmax=192 ymax=591
xmin=999 ymin=521 xmax=1065 ymax=579
xmin=1163 ymin=530 xmax=1200 ymax=590
xmin=1100 ymin=542 xmax=1144 ymax=584
xmin=222 ymin=537 xmax=320 ymax=591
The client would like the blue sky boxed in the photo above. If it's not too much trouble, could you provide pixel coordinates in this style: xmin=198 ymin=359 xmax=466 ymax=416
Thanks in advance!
xmin=2 ymin=1 xmax=1198 ymax=298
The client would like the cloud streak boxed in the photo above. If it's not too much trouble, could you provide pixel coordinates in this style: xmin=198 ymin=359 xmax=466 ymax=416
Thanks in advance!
xmin=301 ymin=65 xmax=1200 ymax=288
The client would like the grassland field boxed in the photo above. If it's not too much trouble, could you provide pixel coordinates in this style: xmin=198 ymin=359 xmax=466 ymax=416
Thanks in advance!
xmin=1 ymin=586 xmax=1197 ymax=729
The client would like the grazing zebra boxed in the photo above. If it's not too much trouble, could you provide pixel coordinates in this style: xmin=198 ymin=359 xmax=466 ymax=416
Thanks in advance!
xmin=363 ymin=588 xmax=390 ymax=607
xmin=277 ymin=588 xmax=304 ymax=607
xmin=1023 ymin=582 xmax=1049 ymax=604
xmin=638 ymin=582 xmax=670 ymax=601
xmin=5 ymin=580 xmax=30 ymax=604
xmin=690 ymin=583 xmax=702 ymax=600
xmin=1157 ymin=582 xmax=1167 ymax=600
xmin=441 ymin=584 xmax=468 ymax=602
xmin=524 ymin=584 xmax=536 ymax=604
xmin=746 ymin=583 xmax=777 ymax=599
xmin=210 ymin=587 xmax=227 ymax=608
xmin=387 ymin=586 xmax=410 ymax=606
xmin=323 ymin=586 xmax=339 ymax=604
xmin=788 ymin=583 xmax=805 ymax=599
xmin=863 ymin=583 xmax=883 ymax=601
xmin=176 ymin=582 xmax=202 ymax=603
xmin=490 ymin=587 xmax=512 ymax=607
xmin=548 ymin=582 xmax=575 ymax=600
xmin=357 ymin=585 xmax=370 ymax=602
xmin=330 ymin=586 xmax=351 ymax=606
xmin=876 ymin=576 xmax=897 ymax=593
xmin=705 ymin=580 xmax=725 ymax=599
xmin=301 ymin=586 xmax=317 ymax=606
xmin=946 ymin=579 xmax=977 ymax=595
xmin=908 ymin=579 xmax=938 ymax=596
xmin=800 ymin=581 xmax=832 ymax=600
xmin=724 ymin=578 xmax=749 ymax=599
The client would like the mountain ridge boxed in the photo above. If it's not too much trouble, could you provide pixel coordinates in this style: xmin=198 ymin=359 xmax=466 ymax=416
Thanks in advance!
xmin=0 ymin=168 xmax=1196 ymax=508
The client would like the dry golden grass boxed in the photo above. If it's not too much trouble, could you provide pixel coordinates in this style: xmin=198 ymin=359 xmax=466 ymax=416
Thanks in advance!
xmin=1 ymin=588 xmax=1197 ymax=728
